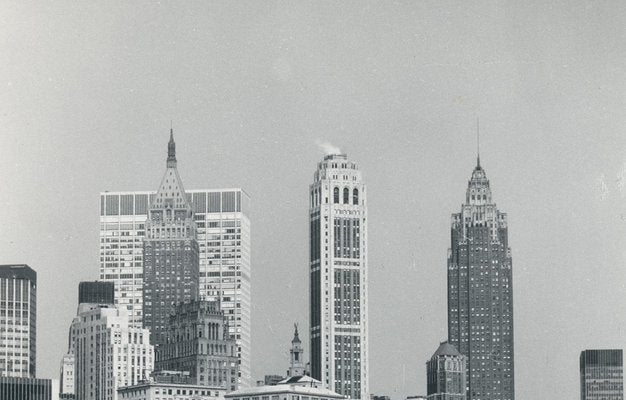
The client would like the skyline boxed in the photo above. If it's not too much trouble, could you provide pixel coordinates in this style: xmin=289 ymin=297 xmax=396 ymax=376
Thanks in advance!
xmin=2 ymin=2 xmax=626 ymax=400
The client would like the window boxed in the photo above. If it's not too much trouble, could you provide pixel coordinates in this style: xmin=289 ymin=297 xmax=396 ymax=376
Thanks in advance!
xmin=352 ymin=188 xmax=358 ymax=205
xmin=343 ymin=188 xmax=349 ymax=204
xmin=333 ymin=187 xmax=339 ymax=204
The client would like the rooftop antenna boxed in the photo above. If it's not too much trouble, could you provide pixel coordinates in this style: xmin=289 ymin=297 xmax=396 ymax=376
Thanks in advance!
xmin=476 ymin=117 xmax=481 ymax=168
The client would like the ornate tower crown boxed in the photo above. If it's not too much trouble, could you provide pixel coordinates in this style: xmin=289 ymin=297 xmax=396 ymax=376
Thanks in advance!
xmin=167 ymin=128 xmax=177 ymax=168
xmin=465 ymin=158 xmax=492 ymax=205
xmin=149 ymin=129 xmax=192 ymax=216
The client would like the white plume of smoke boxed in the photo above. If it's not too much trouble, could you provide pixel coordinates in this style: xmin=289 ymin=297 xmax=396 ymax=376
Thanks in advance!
xmin=316 ymin=140 xmax=342 ymax=156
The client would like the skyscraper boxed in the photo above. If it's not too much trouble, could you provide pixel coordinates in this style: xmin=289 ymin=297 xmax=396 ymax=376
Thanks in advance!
xmin=580 ymin=349 xmax=623 ymax=400
xmin=0 ymin=265 xmax=37 ymax=378
xmin=99 ymin=164 xmax=251 ymax=385
xmin=155 ymin=300 xmax=239 ymax=391
xmin=143 ymin=130 xmax=200 ymax=349
xmin=60 ymin=281 xmax=116 ymax=398
xmin=309 ymin=153 xmax=369 ymax=400
xmin=447 ymin=156 xmax=514 ymax=400
xmin=426 ymin=341 xmax=467 ymax=400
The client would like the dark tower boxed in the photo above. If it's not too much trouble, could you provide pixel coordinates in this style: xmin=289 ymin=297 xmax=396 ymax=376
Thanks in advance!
xmin=447 ymin=157 xmax=514 ymax=400
xmin=78 ymin=281 xmax=114 ymax=305
xmin=143 ymin=130 xmax=199 ymax=350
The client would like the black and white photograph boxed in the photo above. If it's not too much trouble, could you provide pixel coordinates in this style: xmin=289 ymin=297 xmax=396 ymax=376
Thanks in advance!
xmin=1 ymin=2 xmax=625 ymax=400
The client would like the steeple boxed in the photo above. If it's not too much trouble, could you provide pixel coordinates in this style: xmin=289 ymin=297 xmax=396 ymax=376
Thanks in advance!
xmin=292 ymin=323 xmax=301 ymax=344
xmin=167 ymin=128 xmax=176 ymax=168
xmin=149 ymin=128 xmax=191 ymax=214
xmin=288 ymin=323 xmax=305 ymax=377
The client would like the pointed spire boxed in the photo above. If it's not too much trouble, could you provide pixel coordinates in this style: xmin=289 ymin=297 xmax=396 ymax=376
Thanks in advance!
xmin=292 ymin=323 xmax=301 ymax=343
xmin=476 ymin=117 xmax=481 ymax=169
xmin=167 ymin=128 xmax=177 ymax=167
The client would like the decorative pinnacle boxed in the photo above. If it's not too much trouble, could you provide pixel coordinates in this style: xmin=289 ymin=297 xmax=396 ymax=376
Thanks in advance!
xmin=293 ymin=323 xmax=300 ymax=342
xmin=167 ymin=128 xmax=176 ymax=166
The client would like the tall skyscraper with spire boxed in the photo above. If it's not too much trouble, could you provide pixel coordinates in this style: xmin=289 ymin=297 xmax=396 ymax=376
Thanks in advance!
xmin=447 ymin=154 xmax=514 ymax=400
xmin=143 ymin=130 xmax=200 ymax=349
xmin=309 ymin=153 xmax=369 ymax=400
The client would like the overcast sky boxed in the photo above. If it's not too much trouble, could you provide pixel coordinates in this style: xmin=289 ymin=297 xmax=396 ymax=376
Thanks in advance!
xmin=2 ymin=2 xmax=626 ymax=399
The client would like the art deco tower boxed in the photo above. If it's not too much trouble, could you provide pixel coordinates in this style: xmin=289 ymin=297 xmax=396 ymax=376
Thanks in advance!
xmin=309 ymin=153 xmax=369 ymax=400
xmin=143 ymin=130 xmax=200 ymax=349
xmin=447 ymin=156 xmax=514 ymax=400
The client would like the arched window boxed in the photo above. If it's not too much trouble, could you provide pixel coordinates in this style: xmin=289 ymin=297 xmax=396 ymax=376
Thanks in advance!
xmin=333 ymin=187 xmax=340 ymax=204
xmin=353 ymin=188 xmax=359 ymax=205
xmin=343 ymin=187 xmax=349 ymax=204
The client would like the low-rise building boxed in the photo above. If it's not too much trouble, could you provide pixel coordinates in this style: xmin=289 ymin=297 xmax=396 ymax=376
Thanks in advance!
xmin=226 ymin=376 xmax=344 ymax=400
xmin=0 ymin=376 xmax=59 ymax=400
xmin=118 ymin=381 xmax=225 ymax=400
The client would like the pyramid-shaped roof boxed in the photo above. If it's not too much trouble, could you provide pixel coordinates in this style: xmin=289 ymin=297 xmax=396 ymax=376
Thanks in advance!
xmin=431 ymin=341 xmax=461 ymax=358
xmin=150 ymin=129 xmax=191 ymax=212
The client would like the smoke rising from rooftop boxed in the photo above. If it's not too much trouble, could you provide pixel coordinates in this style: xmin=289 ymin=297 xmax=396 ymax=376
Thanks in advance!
xmin=316 ymin=141 xmax=342 ymax=156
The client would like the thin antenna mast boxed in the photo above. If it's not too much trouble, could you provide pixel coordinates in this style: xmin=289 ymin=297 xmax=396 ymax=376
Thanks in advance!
xmin=476 ymin=117 xmax=481 ymax=168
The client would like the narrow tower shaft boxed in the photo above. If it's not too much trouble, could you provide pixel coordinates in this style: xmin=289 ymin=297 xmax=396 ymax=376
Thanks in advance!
xmin=447 ymin=160 xmax=514 ymax=400
xmin=143 ymin=130 xmax=200 ymax=351
xmin=309 ymin=153 xmax=369 ymax=400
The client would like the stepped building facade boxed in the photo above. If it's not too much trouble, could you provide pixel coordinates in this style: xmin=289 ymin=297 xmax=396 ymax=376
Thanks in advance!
xmin=447 ymin=156 xmax=514 ymax=400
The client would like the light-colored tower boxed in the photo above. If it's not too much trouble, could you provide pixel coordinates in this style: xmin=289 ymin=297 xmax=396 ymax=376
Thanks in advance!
xmin=288 ymin=324 xmax=305 ymax=377
xmin=309 ymin=153 xmax=369 ymax=400
xmin=0 ymin=265 xmax=36 ymax=378
xmin=427 ymin=342 xmax=467 ymax=400
xmin=72 ymin=305 xmax=154 ymax=400
xmin=447 ymin=156 xmax=514 ymax=400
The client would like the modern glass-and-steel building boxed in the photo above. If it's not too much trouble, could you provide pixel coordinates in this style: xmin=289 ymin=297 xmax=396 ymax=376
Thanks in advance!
xmin=0 ymin=265 xmax=37 ymax=379
xmin=309 ymin=153 xmax=369 ymax=400
xmin=580 ymin=349 xmax=623 ymax=400
xmin=0 ymin=377 xmax=59 ymax=400
xmin=78 ymin=281 xmax=114 ymax=305
xmin=447 ymin=157 xmax=514 ymax=400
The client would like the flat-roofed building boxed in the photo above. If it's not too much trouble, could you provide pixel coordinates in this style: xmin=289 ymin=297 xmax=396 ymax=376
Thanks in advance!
xmin=78 ymin=281 xmax=114 ymax=305
xmin=0 ymin=376 xmax=59 ymax=400
xmin=0 ymin=264 xmax=37 ymax=378
xmin=580 ymin=349 xmax=623 ymax=400
xmin=118 ymin=381 xmax=225 ymax=400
